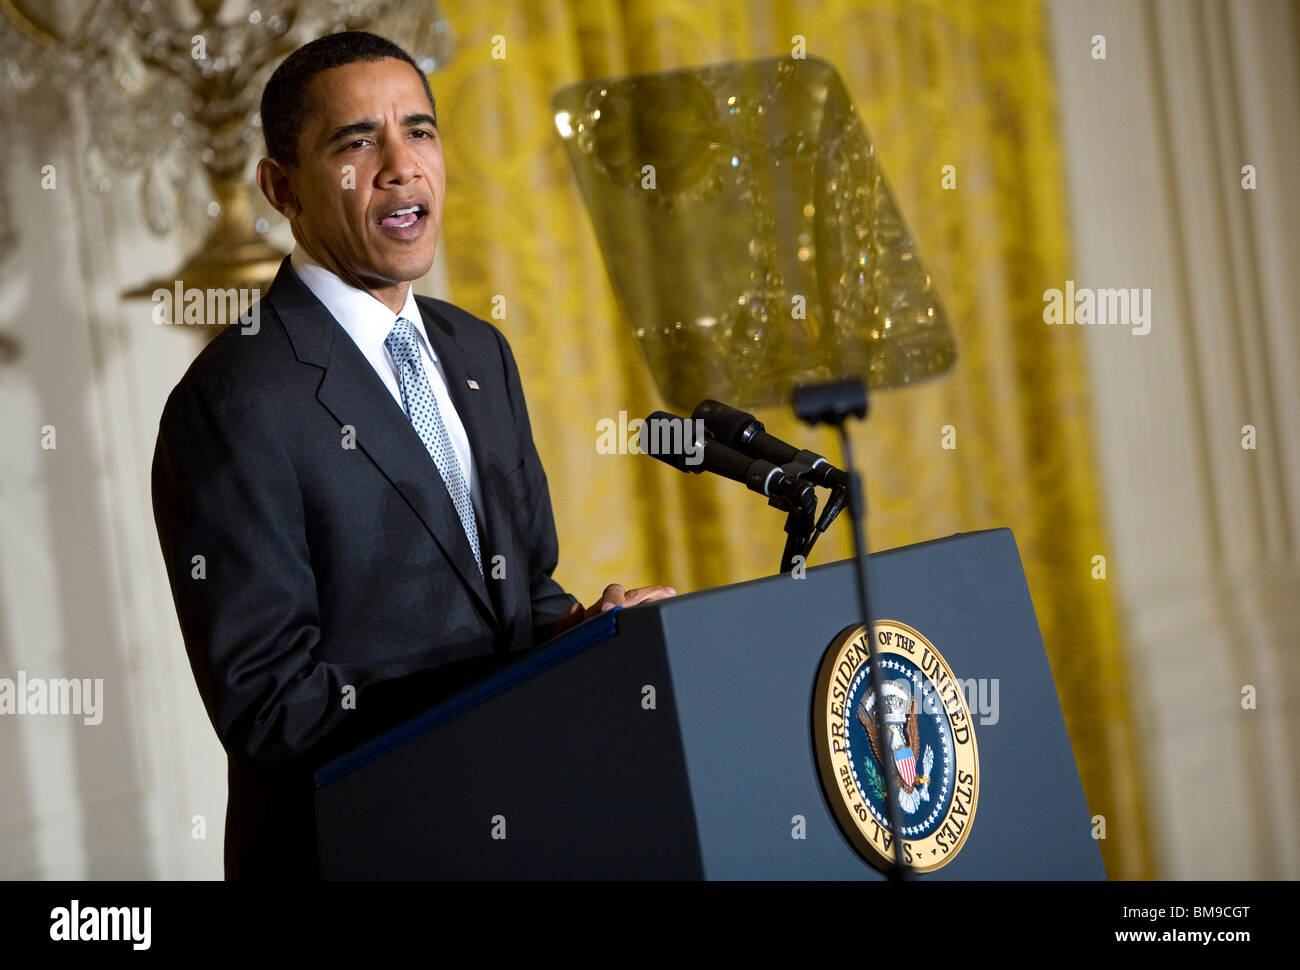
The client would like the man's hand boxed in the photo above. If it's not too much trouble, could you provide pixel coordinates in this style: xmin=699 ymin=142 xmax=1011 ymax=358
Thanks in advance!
xmin=554 ymin=583 xmax=677 ymax=635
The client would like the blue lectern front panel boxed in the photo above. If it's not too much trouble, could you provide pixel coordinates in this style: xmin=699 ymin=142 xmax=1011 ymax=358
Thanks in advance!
xmin=646 ymin=528 xmax=1105 ymax=880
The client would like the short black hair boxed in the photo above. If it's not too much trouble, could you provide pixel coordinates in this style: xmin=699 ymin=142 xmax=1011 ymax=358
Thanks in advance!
xmin=260 ymin=31 xmax=436 ymax=166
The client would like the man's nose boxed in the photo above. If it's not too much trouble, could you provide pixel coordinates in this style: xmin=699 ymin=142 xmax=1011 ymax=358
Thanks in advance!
xmin=379 ymin=134 xmax=420 ymax=184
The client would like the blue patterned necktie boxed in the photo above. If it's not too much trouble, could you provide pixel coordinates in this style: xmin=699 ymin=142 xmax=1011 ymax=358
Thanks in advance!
xmin=385 ymin=317 xmax=482 ymax=574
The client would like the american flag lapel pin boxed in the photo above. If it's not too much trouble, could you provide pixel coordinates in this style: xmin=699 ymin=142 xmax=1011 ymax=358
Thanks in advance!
xmin=466 ymin=378 xmax=480 ymax=390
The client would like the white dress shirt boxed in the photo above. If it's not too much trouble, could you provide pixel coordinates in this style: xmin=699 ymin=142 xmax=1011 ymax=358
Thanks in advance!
xmin=289 ymin=247 xmax=482 ymax=515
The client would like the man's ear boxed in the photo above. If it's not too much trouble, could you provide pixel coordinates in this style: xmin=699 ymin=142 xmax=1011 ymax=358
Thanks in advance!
xmin=256 ymin=157 xmax=301 ymax=219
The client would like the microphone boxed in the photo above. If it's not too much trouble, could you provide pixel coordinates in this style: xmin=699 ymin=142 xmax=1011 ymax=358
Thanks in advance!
xmin=692 ymin=399 xmax=849 ymax=490
xmin=640 ymin=411 xmax=817 ymax=514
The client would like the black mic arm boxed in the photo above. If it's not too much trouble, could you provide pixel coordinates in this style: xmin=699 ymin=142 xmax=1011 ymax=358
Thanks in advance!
xmin=691 ymin=399 xmax=849 ymax=490
xmin=640 ymin=411 xmax=817 ymax=516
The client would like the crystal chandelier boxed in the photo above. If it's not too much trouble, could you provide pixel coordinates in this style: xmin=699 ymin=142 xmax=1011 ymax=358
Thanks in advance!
xmin=0 ymin=0 xmax=456 ymax=307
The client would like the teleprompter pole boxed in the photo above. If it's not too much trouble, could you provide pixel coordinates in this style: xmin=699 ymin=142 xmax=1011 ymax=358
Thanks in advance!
xmin=793 ymin=377 xmax=911 ymax=882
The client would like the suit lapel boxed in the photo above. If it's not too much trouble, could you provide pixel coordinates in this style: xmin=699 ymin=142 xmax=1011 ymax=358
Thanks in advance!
xmin=266 ymin=258 xmax=498 ymax=629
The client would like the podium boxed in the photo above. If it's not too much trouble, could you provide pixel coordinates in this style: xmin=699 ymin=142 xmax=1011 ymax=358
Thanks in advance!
xmin=314 ymin=528 xmax=1105 ymax=879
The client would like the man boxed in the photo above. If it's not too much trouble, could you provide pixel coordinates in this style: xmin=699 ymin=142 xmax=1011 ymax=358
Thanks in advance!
xmin=151 ymin=31 xmax=673 ymax=879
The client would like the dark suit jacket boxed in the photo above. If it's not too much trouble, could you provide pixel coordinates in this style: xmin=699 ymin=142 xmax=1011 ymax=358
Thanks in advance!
xmin=151 ymin=257 xmax=577 ymax=879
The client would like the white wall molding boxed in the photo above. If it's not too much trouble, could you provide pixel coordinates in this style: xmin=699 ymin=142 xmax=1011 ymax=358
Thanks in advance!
xmin=1049 ymin=0 xmax=1300 ymax=878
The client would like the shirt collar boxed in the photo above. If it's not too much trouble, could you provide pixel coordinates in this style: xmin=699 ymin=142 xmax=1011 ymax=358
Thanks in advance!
xmin=289 ymin=247 xmax=434 ymax=359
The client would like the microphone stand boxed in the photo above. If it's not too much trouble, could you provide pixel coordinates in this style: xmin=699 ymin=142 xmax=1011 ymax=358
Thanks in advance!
xmin=800 ymin=484 xmax=847 ymax=562
xmin=779 ymin=505 xmax=816 ymax=574
xmin=793 ymin=377 xmax=911 ymax=882
xmin=776 ymin=455 xmax=818 ymax=574
xmin=777 ymin=457 xmax=847 ymax=574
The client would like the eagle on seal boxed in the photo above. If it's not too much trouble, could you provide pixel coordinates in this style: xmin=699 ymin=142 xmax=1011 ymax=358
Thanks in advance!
xmin=858 ymin=699 xmax=925 ymax=793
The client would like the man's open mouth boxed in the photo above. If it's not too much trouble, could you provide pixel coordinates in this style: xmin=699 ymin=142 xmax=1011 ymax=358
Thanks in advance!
xmin=379 ymin=204 xmax=426 ymax=229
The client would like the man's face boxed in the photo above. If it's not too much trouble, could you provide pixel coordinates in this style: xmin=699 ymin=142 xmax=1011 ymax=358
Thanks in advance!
xmin=269 ymin=57 xmax=445 ymax=293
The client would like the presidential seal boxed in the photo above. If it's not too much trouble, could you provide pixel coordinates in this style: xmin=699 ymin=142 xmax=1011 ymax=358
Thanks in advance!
xmin=812 ymin=620 xmax=980 ymax=873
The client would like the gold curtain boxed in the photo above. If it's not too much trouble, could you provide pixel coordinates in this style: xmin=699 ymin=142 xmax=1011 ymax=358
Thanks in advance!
xmin=431 ymin=0 xmax=1151 ymax=878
